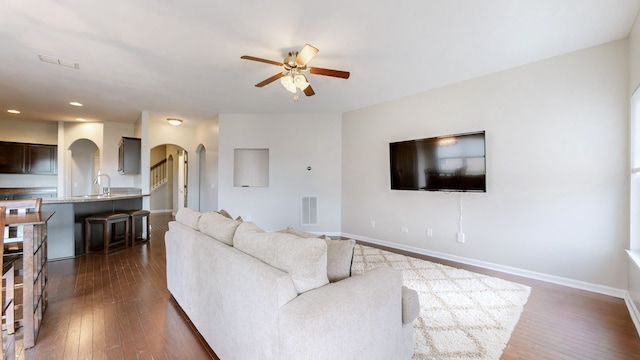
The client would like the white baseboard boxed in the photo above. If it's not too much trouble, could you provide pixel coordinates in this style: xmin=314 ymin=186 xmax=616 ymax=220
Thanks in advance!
xmin=343 ymin=232 xmax=627 ymax=299
xmin=625 ymin=292 xmax=640 ymax=338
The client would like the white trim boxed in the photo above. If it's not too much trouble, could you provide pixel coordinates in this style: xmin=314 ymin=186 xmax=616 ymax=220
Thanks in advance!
xmin=323 ymin=231 xmax=343 ymax=237
xmin=628 ymin=250 xmax=640 ymax=271
xmin=343 ymin=232 xmax=627 ymax=299
xmin=625 ymin=292 xmax=640 ymax=338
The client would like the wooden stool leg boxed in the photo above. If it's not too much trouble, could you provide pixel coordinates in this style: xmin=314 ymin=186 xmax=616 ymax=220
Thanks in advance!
xmin=104 ymin=221 xmax=111 ymax=255
xmin=129 ymin=216 xmax=135 ymax=246
xmin=145 ymin=215 xmax=150 ymax=240
xmin=125 ymin=218 xmax=130 ymax=247
xmin=85 ymin=220 xmax=91 ymax=254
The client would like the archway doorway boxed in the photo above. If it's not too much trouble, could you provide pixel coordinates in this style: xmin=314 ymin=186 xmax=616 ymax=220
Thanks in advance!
xmin=68 ymin=139 xmax=100 ymax=196
xmin=150 ymin=144 xmax=188 ymax=215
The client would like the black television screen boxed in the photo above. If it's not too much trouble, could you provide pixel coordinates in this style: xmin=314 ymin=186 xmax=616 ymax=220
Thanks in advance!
xmin=389 ymin=131 xmax=486 ymax=192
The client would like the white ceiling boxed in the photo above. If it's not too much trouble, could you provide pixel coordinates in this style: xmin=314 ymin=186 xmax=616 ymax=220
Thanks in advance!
xmin=1 ymin=0 xmax=639 ymax=125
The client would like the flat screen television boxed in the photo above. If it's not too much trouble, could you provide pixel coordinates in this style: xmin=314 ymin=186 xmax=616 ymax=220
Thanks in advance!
xmin=389 ymin=131 xmax=486 ymax=192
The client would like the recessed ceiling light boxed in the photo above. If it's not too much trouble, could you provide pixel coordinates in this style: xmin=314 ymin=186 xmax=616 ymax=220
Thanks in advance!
xmin=75 ymin=118 xmax=86 ymax=122
xmin=7 ymin=110 xmax=20 ymax=114
xmin=70 ymin=102 xmax=83 ymax=107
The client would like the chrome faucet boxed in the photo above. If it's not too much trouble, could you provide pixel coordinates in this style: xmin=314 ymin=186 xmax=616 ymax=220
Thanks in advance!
xmin=93 ymin=171 xmax=111 ymax=196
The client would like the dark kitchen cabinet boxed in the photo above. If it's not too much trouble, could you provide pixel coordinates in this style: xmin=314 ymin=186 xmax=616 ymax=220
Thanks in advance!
xmin=0 ymin=141 xmax=57 ymax=174
xmin=118 ymin=137 xmax=141 ymax=174
xmin=0 ymin=142 xmax=26 ymax=173
xmin=27 ymin=144 xmax=57 ymax=174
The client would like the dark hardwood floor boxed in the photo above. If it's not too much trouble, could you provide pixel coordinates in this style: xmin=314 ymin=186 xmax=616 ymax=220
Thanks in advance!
xmin=18 ymin=212 xmax=640 ymax=359
xmin=21 ymin=212 xmax=217 ymax=360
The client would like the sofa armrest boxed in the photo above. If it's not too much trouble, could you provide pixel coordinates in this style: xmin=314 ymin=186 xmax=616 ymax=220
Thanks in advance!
xmin=278 ymin=266 xmax=409 ymax=360
xmin=402 ymin=285 xmax=420 ymax=324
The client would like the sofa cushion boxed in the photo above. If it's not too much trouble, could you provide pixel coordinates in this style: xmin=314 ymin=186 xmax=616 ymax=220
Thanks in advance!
xmin=235 ymin=222 xmax=329 ymax=294
xmin=279 ymin=227 xmax=355 ymax=283
xmin=199 ymin=211 xmax=242 ymax=246
xmin=175 ymin=207 xmax=203 ymax=230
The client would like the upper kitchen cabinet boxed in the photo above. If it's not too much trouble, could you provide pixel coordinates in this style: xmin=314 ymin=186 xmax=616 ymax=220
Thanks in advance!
xmin=27 ymin=144 xmax=57 ymax=174
xmin=0 ymin=141 xmax=57 ymax=175
xmin=118 ymin=137 xmax=141 ymax=174
xmin=0 ymin=142 xmax=26 ymax=173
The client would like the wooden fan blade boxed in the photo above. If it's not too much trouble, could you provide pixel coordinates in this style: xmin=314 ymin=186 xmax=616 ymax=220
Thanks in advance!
xmin=295 ymin=44 xmax=319 ymax=66
xmin=255 ymin=73 xmax=285 ymax=87
xmin=303 ymin=84 xmax=315 ymax=96
xmin=309 ymin=67 xmax=350 ymax=79
xmin=241 ymin=55 xmax=283 ymax=67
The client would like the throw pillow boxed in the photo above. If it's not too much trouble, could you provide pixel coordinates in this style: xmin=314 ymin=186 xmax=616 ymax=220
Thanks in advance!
xmin=174 ymin=207 xmax=203 ymax=230
xmin=325 ymin=238 xmax=356 ymax=282
xmin=198 ymin=211 xmax=242 ymax=246
xmin=234 ymin=222 xmax=329 ymax=294
xmin=217 ymin=209 xmax=233 ymax=219
xmin=279 ymin=227 xmax=355 ymax=283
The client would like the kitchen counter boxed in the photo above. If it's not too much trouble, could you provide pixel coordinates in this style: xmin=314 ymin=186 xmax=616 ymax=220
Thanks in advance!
xmin=43 ymin=193 xmax=148 ymax=204
xmin=42 ymin=193 xmax=149 ymax=259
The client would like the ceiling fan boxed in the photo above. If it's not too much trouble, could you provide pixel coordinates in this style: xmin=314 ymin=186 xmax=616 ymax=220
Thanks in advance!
xmin=241 ymin=44 xmax=350 ymax=100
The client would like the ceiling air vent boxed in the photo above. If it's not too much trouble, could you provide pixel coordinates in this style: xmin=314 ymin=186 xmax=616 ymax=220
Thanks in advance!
xmin=38 ymin=54 xmax=79 ymax=69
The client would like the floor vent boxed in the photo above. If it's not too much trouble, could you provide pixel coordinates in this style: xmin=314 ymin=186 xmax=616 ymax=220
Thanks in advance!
xmin=300 ymin=196 xmax=318 ymax=226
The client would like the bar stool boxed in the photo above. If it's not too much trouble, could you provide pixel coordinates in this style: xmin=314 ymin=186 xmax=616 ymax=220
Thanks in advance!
xmin=125 ymin=209 xmax=150 ymax=246
xmin=85 ymin=213 xmax=130 ymax=254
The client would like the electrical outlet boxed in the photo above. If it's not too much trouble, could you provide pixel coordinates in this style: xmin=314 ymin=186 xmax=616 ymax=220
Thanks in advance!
xmin=427 ymin=228 xmax=433 ymax=237
xmin=245 ymin=215 xmax=252 ymax=221
xmin=401 ymin=227 xmax=409 ymax=233
xmin=370 ymin=220 xmax=376 ymax=228
xmin=457 ymin=232 xmax=465 ymax=243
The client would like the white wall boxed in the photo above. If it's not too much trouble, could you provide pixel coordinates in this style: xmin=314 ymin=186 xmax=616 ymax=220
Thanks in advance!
xmin=342 ymin=39 xmax=629 ymax=291
xmin=147 ymin=113 xmax=219 ymax=212
xmin=218 ymin=113 xmax=342 ymax=232
xmin=195 ymin=117 xmax=219 ymax=212
xmin=59 ymin=121 xmax=138 ymax=195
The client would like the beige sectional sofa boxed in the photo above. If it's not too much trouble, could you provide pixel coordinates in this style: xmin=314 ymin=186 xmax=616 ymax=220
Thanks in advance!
xmin=165 ymin=207 xmax=420 ymax=360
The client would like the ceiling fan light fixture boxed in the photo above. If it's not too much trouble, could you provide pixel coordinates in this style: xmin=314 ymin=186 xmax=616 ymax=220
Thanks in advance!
xmin=293 ymin=74 xmax=309 ymax=90
xmin=280 ymin=75 xmax=297 ymax=93
xmin=167 ymin=118 xmax=183 ymax=126
xmin=241 ymin=43 xmax=349 ymax=99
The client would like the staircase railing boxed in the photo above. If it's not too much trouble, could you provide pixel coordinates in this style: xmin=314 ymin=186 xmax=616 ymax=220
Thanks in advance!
xmin=151 ymin=159 xmax=168 ymax=190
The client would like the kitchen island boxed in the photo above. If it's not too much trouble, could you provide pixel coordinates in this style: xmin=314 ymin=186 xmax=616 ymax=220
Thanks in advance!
xmin=42 ymin=193 xmax=148 ymax=259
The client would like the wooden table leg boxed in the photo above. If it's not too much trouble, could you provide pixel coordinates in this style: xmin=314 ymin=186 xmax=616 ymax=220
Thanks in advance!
xmin=22 ymin=224 xmax=35 ymax=348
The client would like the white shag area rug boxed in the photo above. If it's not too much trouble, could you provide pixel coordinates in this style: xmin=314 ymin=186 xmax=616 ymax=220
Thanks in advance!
xmin=351 ymin=244 xmax=531 ymax=360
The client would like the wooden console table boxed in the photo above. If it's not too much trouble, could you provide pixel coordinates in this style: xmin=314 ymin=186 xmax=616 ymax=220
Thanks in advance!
xmin=5 ymin=211 xmax=53 ymax=348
